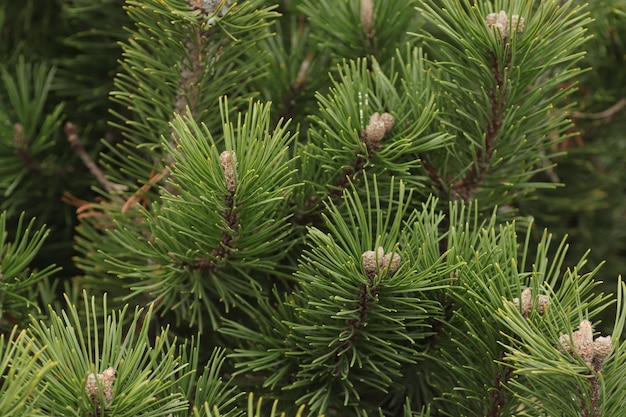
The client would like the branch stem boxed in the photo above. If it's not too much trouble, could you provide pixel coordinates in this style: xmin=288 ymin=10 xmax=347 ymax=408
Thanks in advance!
xmin=64 ymin=122 xmax=127 ymax=195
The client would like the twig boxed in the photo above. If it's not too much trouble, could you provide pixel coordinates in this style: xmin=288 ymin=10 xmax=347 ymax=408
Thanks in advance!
xmin=64 ymin=121 xmax=128 ymax=195
xmin=275 ymin=51 xmax=313 ymax=125
xmin=572 ymin=98 xmax=626 ymax=120
xmin=294 ymin=52 xmax=312 ymax=92
xmin=121 ymin=165 xmax=172 ymax=213
xmin=419 ymin=154 xmax=447 ymax=197
xmin=451 ymin=50 xmax=510 ymax=201
xmin=13 ymin=123 xmax=41 ymax=174
xmin=177 ymin=186 xmax=239 ymax=272
xmin=489 ymin=361 xmax=512 ymax=416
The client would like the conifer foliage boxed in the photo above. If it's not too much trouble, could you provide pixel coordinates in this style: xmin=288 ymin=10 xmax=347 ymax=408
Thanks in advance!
xmin=1 ymin=0 xmax=626 ymax=416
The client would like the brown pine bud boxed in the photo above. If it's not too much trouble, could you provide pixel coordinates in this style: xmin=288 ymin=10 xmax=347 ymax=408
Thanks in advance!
xmin=360 ymin=0 xmax=376 ymax=37
xmin=577 ymin=319 xmax=594 ymax=345
xmin=85 ymin=373 xmax=99 ymax=401
xmin=363 ymin=112 xmax=394 ymax=151
xmin=536 ymin=294 xmax=549 ymax=314
xmin=220 ymin=150 xmax=238 ymax=192
xmin=362 ymin=247 xmax=384 ymax=278
xmin=513 ymin=288 xmax=534 ymax=317
xmin=364 ymin=113 xmax=386 ymax=148
xmin=362 ymin=247 xmax=401 ymax=278
xmin=485 ymin=11 xmax=524 ymax=40
xmin=85 ymin=367 xmax=116 ymax=407
xmin=485 ymin=11 xmax=510 ymax=38
xmin=558 ymin=334 xmax=572 ymax=353
xmin=578 ymin=341 xmax=595 ymax=367
xmin=188 ymin=0 xmax=228 ymax=15
xmin=594 ymin=336 xmax=612 ymax=359
xmin=521 ymin=288 xmax=532 ymax=315
xmin=511 ymin=15 xmax=525 ymax=34
xmin=558 ymin=320 xmax=613 ymax=370
xmin=381 ymin=251 xmax=401 ymax=275
xmin=101 ymin=367 xmax=116 ymax=405
xmin=379 ymin=112 xmax=395 ymax=133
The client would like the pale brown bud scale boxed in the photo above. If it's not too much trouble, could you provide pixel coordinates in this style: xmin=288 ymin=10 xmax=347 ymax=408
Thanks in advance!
xmin=485 ymin=10 xmax=525 ymax=39
xmin=558 ymin=320 xmax=613 ymax=371
xmin=360 ymin=0 xmax=375 ymax=37
xmin=362 ymin=246 xmax=401 ymax=278
xmin=85 ymin=367 xmax=116 ymax=407
xmin=363 ymin=112 xmax=395 ymax=151
xmin=220 ymin=150 xmax=238 ymax=192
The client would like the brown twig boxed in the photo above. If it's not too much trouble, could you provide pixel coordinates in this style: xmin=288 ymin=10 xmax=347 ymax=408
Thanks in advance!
xmin=578 ymin=374 xmax=602 ymax=417
xmin=571 ymin=98 xmax=626 ymax=120
xmin=61 ymin=192 xmax=117 ymax=229
xmin=274 ymin=50 xmax=313 ymax=125
xmin=419 ymin=154 xmax=447 ymax=197
xmin=175 ymin=29 xmax=205 ymax=118
xmin=451 ymin=50 xmax=510 ymax=201
xmin=489 ymin=361 xmax=513 ymax=416
xmin=121 ymin=164 xmax=172 ymax=213
xmin=294 ymin=52 xmax=312 ymax=92
xmin=64 ymin=122 xmax=127 ymax=195
xmin=331 ymin=272 xmax=379 ymax=376
xmin=13 ymin=123 xmax=41 ymax=174
xmin=177 ymin=187 xmax=239 ymax=272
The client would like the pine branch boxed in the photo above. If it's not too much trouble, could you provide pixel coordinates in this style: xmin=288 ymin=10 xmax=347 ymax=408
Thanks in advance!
xmin=64 ymin=121 xmax=127 ymax=195
xmin=27 ymin=292 xmax=189 ymax=416
xmin=89 ymin=100 xmax=298 ymax=329
xmin=0 ymin=212 xmax=59 ymax=330
xmin=572 ymin=97 xmax=626 ymax=119
xmin=416 ymin=0 xmax=592 ymax=207
xmin=226 ymin=177 xmax=453 ymax=415
xmin=3 ymin=1 xmax=623 ymax=416
xmin=0 ymin=328 xmax=53 ymax=417
xmin=12 ymin=123 xmax=40 ymax=175
xmin=451 ymin=48 xmax=511 ymax=202
xmin=177 ymin=158 xmax=238 ymax=273
xmin=294 ymin=52 xmax=447 ymax=223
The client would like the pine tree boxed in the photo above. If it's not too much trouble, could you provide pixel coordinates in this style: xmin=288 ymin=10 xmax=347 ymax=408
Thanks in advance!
xmin=1 ymin=0 xmax=626 ymax=416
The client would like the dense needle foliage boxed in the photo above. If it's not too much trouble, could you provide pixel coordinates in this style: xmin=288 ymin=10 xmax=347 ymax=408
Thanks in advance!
xmin=1 ymin=0 xmax=626 ymax=416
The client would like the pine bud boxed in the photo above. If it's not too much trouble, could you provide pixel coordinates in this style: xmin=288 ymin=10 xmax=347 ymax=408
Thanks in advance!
xmin=85 ymin=373 xmax=98 ymax=398
xmin=360 ymin=0 xmax=376 ymax=37
xmin=362 ymin=246 xmax=384 ymax=278
xmin=220 ymin=150 xmax=238 ymax=192
xmin=558 ymin=334 xmax=572 ymax=353
xmin=188 ymin=0 xmax=227 ymax=14
xmin=558 ymin=320 xmax=613 ymax=370
xmin=593 ymin=336 xmax=612 ymax=359
xmin=188 ymin=0 xmax=230 ymax=25
xmin=485 ymin=11 xmax=509 ymax=38
xmin=536 ymin=294 xmax=549 ymax=314
xmin=365 ymin=114 xmax=386 ymax=145
xmin=513 ymin=289 xmax=549 ymax=317
xmin=85 ymin=367 xmax=116 ymax=407
xmin=578 ymin=319 xmax=594 ymax=344
xmin=520 ymin=288 xmax=531 ymax=315
xmin=362 ymin=247 xmax=401 ymax=278
xmin=379 ymin=112 xmax=395 ymax=133
xmin=578 ymin=341 xmax=595 ymax=367
xmin=511 ymin=15 xmax=525 ymax=34
xmin=381 ymin=251 xmax=401 ymax=274
xmin=363 ymin=112 xmax=394 ymax=151
xmin=485 ymin=11 xmax=524 ymax=39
